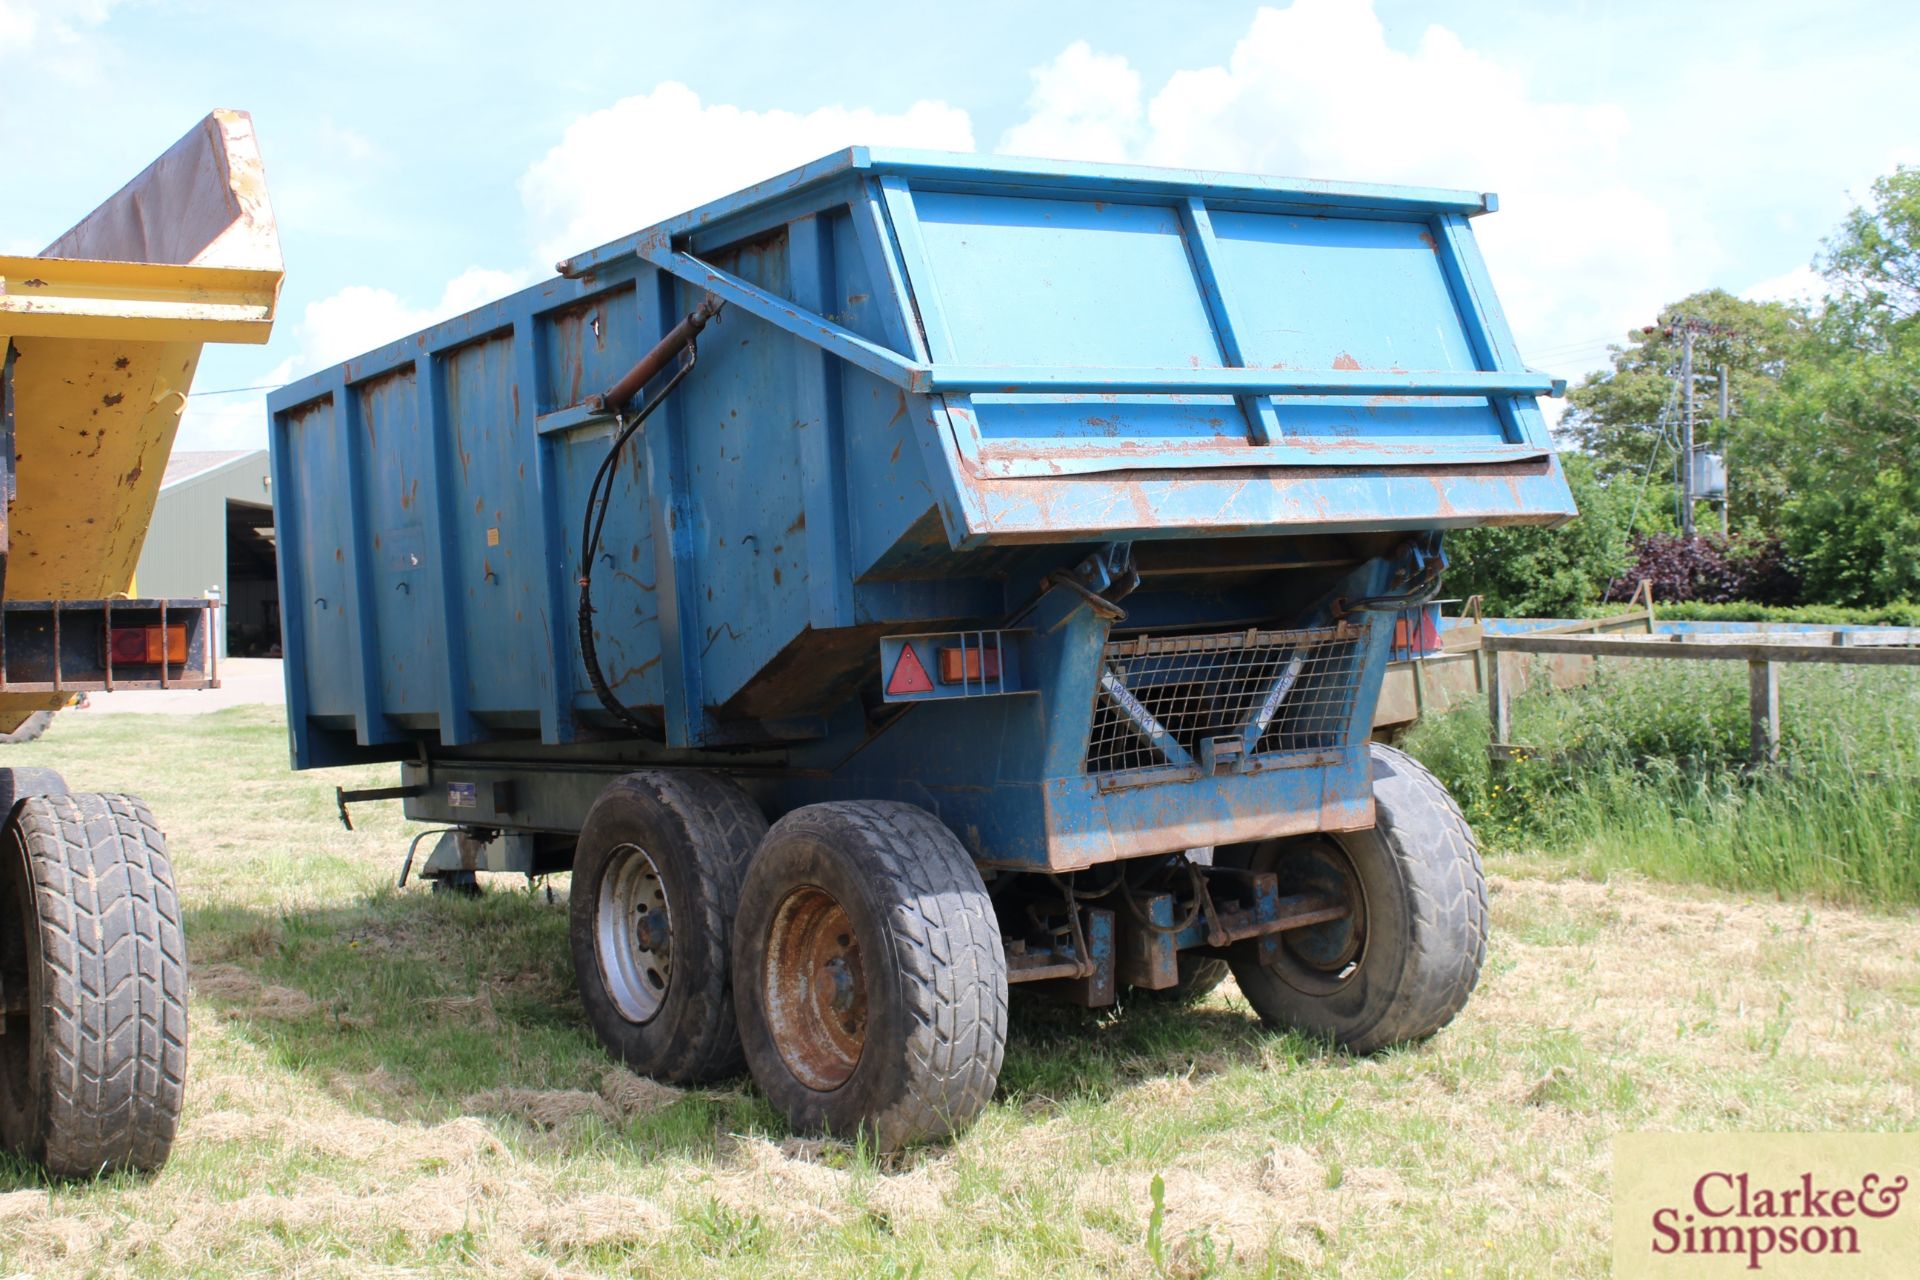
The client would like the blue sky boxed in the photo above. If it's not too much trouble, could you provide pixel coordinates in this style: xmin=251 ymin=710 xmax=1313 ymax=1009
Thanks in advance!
xmin=5 ymin=0 xmax=1915 ymax=449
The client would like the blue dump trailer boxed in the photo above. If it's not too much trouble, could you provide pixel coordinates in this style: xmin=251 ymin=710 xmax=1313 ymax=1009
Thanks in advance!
xmin=269 ymin=149 xmax=1573 ymax=1147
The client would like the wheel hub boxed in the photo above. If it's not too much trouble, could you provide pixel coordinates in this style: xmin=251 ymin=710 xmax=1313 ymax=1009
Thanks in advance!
xmin=595 ymin=842 xmax=673 ymax=1024
xmin=762 ymin=886 xmax=866 ymax=1091
xmin=1268 ymin=837 xmax=1367 ymax=995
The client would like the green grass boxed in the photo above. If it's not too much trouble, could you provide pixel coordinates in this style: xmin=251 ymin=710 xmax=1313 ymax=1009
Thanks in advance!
xmin=1401 ymin=658 xmax=1920 ymax=904
xmin=0 ymin=707 xmax=1912 ymax=1278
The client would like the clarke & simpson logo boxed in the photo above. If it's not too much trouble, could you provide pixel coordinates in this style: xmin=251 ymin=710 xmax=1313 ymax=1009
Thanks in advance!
xmin=1613 ymin=1133 xmax=1919 ymax=1278
xmin=1648 ymin=1170 xmax=1907 ymax=1269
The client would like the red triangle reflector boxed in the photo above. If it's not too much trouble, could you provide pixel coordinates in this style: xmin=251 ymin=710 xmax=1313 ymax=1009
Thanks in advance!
xmin=886 ymin=644 xmax=935 ymax=695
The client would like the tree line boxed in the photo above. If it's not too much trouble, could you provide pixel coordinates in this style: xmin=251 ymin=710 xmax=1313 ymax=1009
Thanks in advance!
xmin=1448 ymin=166 xmax=1920 ymax=616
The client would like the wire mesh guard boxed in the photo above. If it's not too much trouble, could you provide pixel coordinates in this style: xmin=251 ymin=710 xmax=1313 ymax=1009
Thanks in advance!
xmin=1085 ymin=623 xmax=1368 ymax=777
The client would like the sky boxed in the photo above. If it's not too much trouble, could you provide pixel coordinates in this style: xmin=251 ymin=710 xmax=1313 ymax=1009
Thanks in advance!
xmin=4 ymin=0 xmax=1914 ymax=451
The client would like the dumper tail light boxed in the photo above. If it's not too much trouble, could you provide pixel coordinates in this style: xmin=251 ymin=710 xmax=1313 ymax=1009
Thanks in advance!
xmin=880 ymin=631 xmax=1029 ymax=703
xmin=939 ymin=647 xmax=1001 ymax=684
xmin=109 ymin=624 xmax=188 ymax=666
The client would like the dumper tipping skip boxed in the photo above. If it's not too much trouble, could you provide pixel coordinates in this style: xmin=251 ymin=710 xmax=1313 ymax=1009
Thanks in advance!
xmin=271 ymin=148 xmax=1572 ymax=1149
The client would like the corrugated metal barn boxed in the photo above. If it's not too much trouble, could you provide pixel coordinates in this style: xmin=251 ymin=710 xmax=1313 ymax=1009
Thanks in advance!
xmin=134 ymin=450 xmax=279 ymax=657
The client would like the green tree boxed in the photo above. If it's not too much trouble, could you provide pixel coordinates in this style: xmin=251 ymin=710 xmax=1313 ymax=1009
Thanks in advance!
xmin=1821 ymin=164 xmax=1920 ymax=339
xmin=1444 ymin=453 xmax=1631 ymax=616
xmin=1742 ymin=167 xmax=1920 ymax=605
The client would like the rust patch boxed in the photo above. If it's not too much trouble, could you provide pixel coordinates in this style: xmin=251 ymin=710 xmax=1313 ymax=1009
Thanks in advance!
xmin=1332 ymin=353 xmax=1361 ymax=371
xmin=113 ymin=356 xmax=130 ymax=370
xmin=1418 ymin=230 xmax=1438 ymax=252
xmin=786 ymin=513 xmax=806 ymax=535
xmin=101 ymin=392 xmax=124 ymax=407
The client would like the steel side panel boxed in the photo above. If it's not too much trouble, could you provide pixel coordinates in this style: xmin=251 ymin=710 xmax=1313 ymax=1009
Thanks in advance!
xmin=280 ymin=397 xmax=357 ymax=721
xmin=681 ymin=234 xmax=814 ymax=711
xmin=354 ymin=367 xmax=435 ymax=720
xmin=418 ymin=354 xmax=479 ymax=744
xmin=443 ymin=330 xmax=547 ymax=721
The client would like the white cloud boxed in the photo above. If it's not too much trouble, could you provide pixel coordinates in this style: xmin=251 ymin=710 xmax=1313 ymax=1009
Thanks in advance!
xmin=519 ymin=82 xmax=974 ymax=269
xmin=175 ymin=267 xmax=530 ymax=450
xmin=994 ymin=0 xmax=1682 ymax=370
xmin=0 ymin=0 xmax=115 ymax=84
xmin=313 ymin=117 xmax=383 ymax=166
xmin=1000 ymin=41 xmax=1141 ymax=164
xmin=1741 ymin=263 xmax=1827 ymax=309
xmin=0 ymin=0 xmax=111 ymax=51
xmin=286 ymin=267 xmax=527 ymax=374
xmin=183 ymin=84 xmax=975 ymax=448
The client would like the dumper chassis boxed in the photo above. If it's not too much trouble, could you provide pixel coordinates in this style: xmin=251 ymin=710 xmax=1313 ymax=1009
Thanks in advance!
xmin=279 ymin=148 xmax=1571 ymax=1148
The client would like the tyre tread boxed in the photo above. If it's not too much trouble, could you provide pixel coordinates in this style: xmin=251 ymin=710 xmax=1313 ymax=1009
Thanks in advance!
xmin=573 ymin=770 xmax=768 ymax=1084
xmin=8 ymin=792 xmax=186 ymax=1177
xmin=1354 ymin=743 xmax=1489 ymax=1050
xmin=741 ymin=801 xmax=1007 ymax=1149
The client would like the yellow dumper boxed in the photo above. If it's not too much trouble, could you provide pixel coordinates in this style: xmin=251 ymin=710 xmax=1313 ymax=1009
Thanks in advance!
xmin=0 ymin=110 xmax=281 ymax=1176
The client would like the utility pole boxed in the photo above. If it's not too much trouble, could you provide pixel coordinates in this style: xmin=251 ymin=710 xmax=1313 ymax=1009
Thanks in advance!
xmin=1679 ymin=323 xmax=1695 ymax=539
xmin=1728 ymin=362 xmax=1743 ymax=537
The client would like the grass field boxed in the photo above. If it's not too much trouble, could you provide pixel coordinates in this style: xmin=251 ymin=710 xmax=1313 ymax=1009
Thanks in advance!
xmin=0 ymin=706 xmax=1915 ymax=1279
xmin=1403 ymin=659 xmax=1920 ymax=905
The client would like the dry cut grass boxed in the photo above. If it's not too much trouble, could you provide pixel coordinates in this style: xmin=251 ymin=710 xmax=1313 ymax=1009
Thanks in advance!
xmin=0 ymin=706 xmax=1913 ymax=1278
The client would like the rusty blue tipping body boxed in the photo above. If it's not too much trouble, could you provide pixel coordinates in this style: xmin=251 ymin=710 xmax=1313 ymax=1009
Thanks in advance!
xmin=266 ymin=147 xmax=1573 ymax=871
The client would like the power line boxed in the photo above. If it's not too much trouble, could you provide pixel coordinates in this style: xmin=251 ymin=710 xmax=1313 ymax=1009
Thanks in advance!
xmin=186 ymin=382 xmax=284 ymax=398
xmin=1528 ymin=335 xmax=1625 ymax=357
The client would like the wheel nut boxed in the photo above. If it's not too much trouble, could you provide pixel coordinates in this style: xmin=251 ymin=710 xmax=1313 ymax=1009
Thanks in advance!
xmin=634 ymin=905 xmax=662 ymax=951
xmin=825 ymin=956 xmax=855 ymax=1015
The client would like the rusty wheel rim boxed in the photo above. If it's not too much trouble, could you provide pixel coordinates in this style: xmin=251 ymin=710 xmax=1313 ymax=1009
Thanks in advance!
xmin=763 ymin=885 xmax=866 ymax=1091
xmin=596 ymin=842 xmax=672 ymax=1024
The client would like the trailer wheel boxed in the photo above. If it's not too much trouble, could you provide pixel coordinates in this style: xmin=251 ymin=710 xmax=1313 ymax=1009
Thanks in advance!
xmin=0 ymin=767 xmax=70 ymax=819
xmin=569 ymin=771 xmax=767 ymax=1084
xmin=732 ymin=801 xmax=1006 ymax=1151
xmin=0 ymin=793 xmax=188 ymax=1177
xmin=1225 ymin=743 xmax=1486 ymax=1054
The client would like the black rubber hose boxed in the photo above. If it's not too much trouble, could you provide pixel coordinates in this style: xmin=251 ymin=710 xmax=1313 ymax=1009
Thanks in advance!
xmin=577 ymin=349 xmax=699 ymax=737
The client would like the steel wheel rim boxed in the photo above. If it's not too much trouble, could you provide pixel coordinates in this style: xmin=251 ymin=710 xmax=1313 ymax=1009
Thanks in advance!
xmin=595 ymin=842 xmax=673 ymax=1024
xmin=763 ymin=885 xmax=866 ymax=1091
xmin=1268 ymin=836 xmax=1368 ymax=996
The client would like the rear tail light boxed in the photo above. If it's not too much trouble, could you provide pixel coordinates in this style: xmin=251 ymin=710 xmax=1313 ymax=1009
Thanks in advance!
xmin=938 ymin=647 xmax=1001 ymax=684
xmin=109 ymin=625 xmax=187 ymax=666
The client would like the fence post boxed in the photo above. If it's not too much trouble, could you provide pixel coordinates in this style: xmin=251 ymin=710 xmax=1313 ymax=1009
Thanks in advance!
xmin=1488 ymin=647 xmax=1512 ymax=750
xmin=1748 ymin=659 xmax=1780 ymax=766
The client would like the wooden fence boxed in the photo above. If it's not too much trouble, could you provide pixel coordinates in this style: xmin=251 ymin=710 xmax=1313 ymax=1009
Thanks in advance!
xmin=1483 ymin=631 xmax=1920 ymax=766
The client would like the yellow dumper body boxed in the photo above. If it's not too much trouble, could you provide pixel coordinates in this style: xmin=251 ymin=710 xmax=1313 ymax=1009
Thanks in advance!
xmin=0 ymin=109 xmax=282 ymax=730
